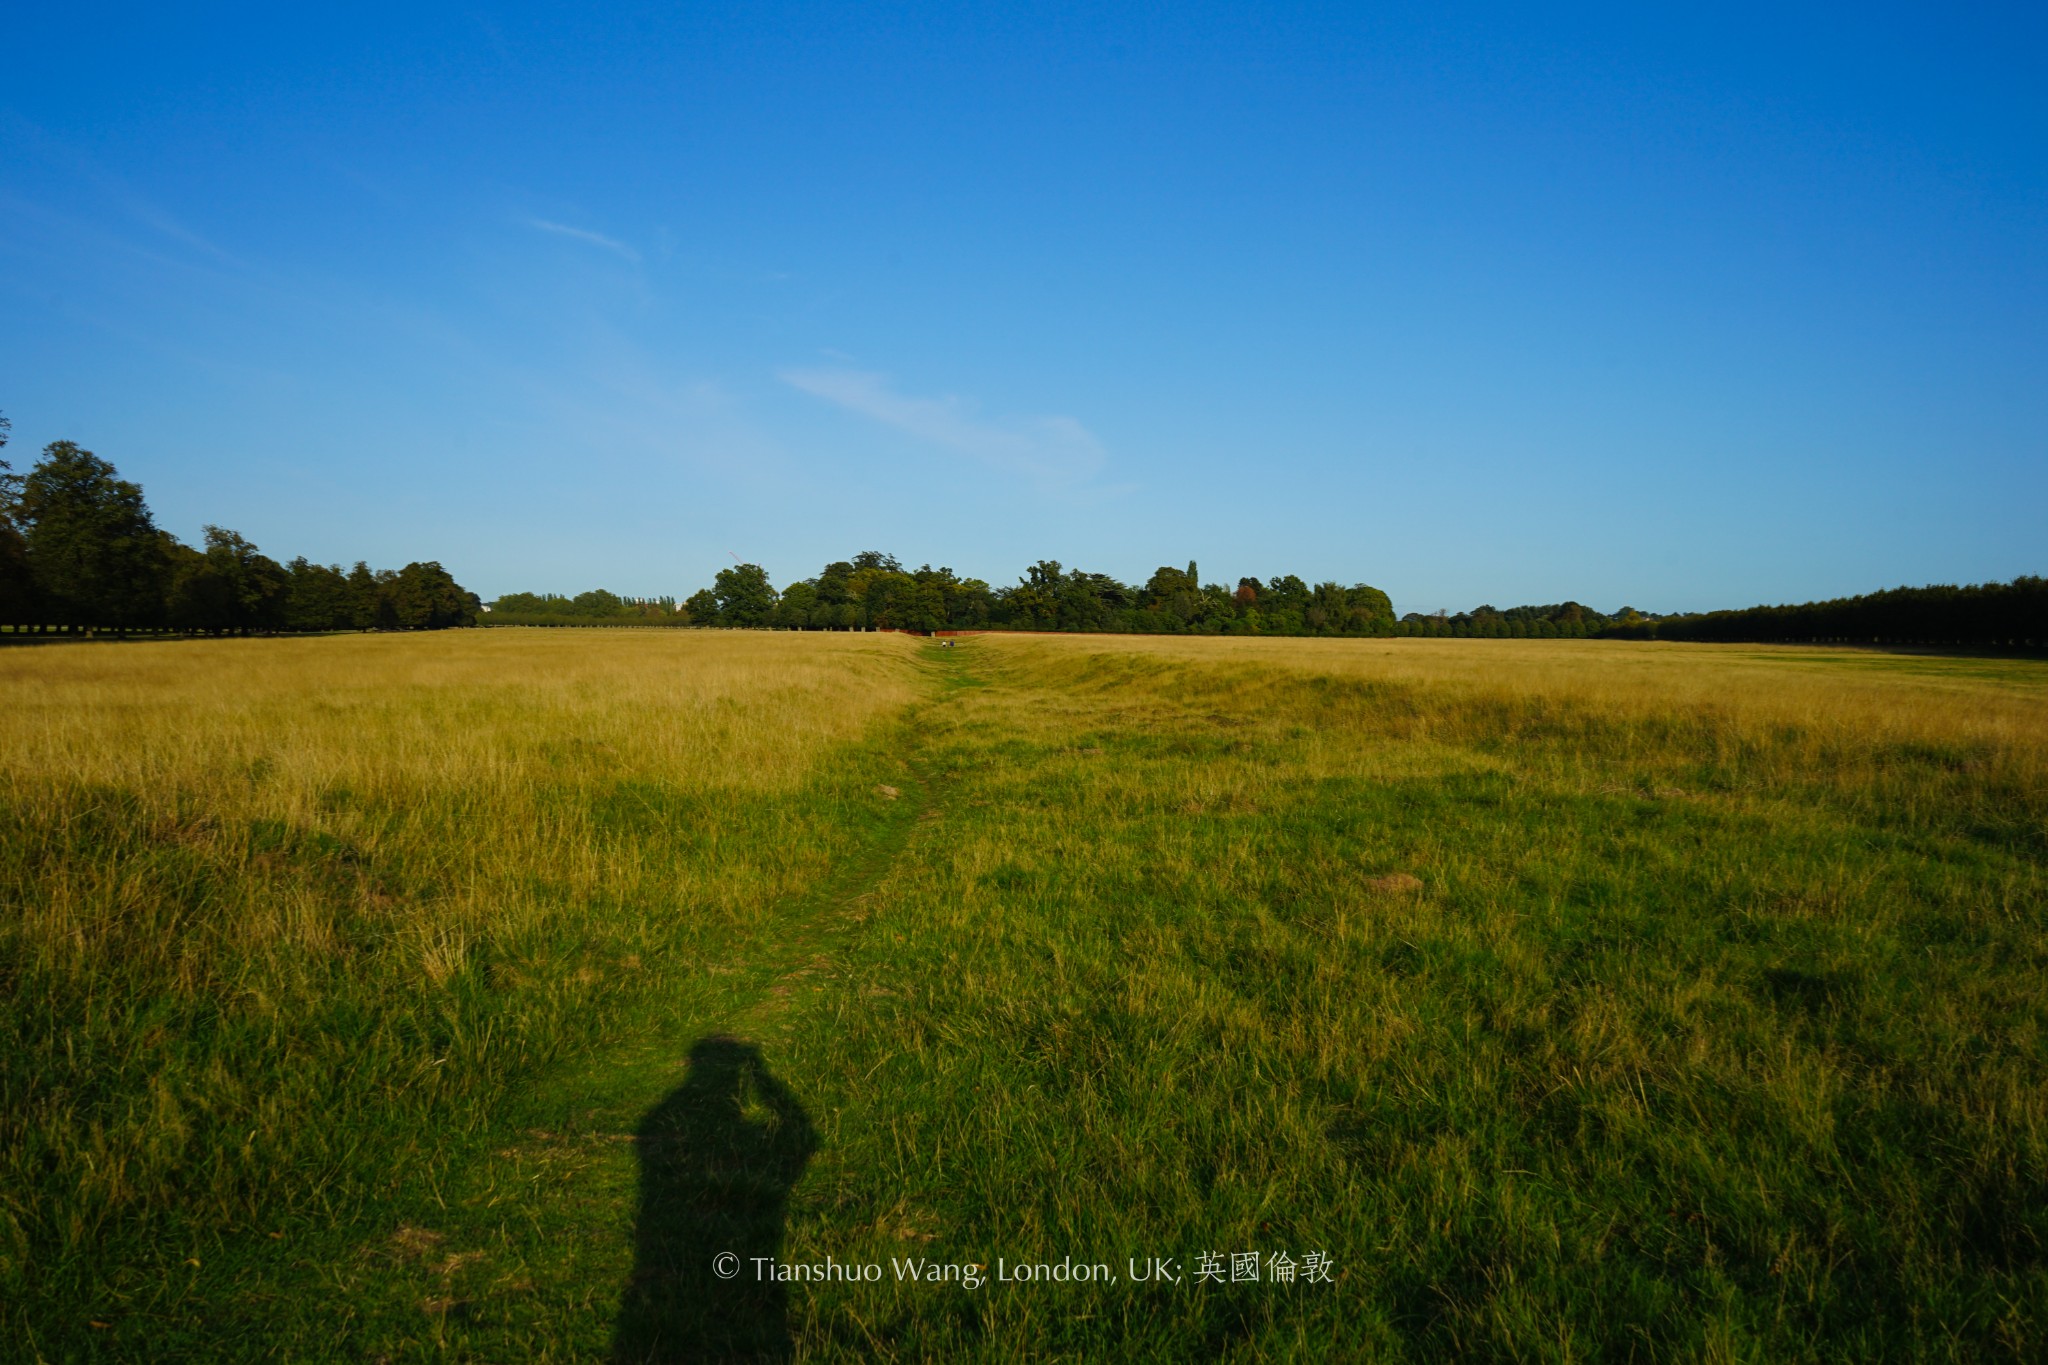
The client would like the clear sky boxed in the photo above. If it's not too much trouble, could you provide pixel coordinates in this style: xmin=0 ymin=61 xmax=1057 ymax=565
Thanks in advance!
xmin=3 ymin=2 xmax=2042 ymax=614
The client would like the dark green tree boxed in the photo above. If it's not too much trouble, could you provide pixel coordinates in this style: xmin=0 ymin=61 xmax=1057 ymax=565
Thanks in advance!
xmin=492 ymin=591 xmax=570 ymax=615
xmin=1056 ymin=569 xmax=1130 ymax=631
xmin=0 ymin=413 xmax=36 ymax=629
xmin=1345 ymin=583 xmax=1395 ymax=634
xmin=345 ymin=561 xmax=383 ymax=630
xmin=683 ymin=588 xmax=721 ymax=625
xmin=569 ymin=588 xmax=626 ymax=618
xmin=1143 ymin=562 xmax=1204 ymax=626
xmin=713 ymin=563 xmax=778 ymax=626
xmin=774 ymin=580 xmax=819 ymax=628
xmin=167 ymin=526 xmax=289 ymax=635
xmin=284 ymin=557 xmax=355 ymax=631
xmin=1001 ymin=561 xmax=1063 ymax=629
xmin=21 ymin=441 xmax=169 ymax=633
xmin=391 ymin=561 xmax=478 ymax=628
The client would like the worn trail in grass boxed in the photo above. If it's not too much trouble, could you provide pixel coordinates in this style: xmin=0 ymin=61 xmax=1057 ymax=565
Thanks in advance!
xmin=248 ymin=677 xmax=957 ymax=1363
xmin=243 ymin=646 xmax=983 ymax=1363
xmin=1 ymin=630 xmax=933 ymax=1362
xmin=770 ymin=637 xmax=2048 ymax=1362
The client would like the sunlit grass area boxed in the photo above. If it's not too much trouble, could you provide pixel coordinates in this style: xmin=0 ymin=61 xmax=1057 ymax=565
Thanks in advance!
xmin=787 ymin=636 xmax=2048 ymax=1360
xmin=6 ymin=631 xmax=2044 ymax=1360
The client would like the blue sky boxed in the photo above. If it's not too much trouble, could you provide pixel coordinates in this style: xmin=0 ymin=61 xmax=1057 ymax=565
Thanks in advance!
xmin=3 ymin=2 xmax=2042 ymax=613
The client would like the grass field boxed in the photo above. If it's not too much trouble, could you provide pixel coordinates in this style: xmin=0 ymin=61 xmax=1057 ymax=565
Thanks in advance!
xmin=4 ymin=630 xmax=2045 ymax=1361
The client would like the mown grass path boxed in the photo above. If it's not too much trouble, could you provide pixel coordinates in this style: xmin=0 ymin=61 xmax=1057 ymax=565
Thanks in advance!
xmin=766 ymin=637 xmax=2045 ymax=1362
xmin=287 ymin=658 xmax=968 ymax=1363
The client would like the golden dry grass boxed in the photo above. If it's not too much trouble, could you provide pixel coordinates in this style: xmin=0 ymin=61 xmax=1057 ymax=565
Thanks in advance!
xmin=986 ymin=632 xmax=2048 ymax=757
xmin=0 ymin=628 xmax=922 ymax=1317
xmin=976 ymin=634 xmax=2048 ymax=832
xmin=0 ymin=629 xmax=921 ymax=974
xmin=0 ymin=627 xmax=919 ymax=792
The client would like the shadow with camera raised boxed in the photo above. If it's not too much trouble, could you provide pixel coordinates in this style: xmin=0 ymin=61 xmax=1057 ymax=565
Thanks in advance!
xmin=612 ymin=1036 xmax=818 ymax=1363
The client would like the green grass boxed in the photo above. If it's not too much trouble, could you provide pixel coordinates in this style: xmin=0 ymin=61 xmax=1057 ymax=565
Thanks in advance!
xmin=772 ymin=641 xmax=2046 ymax=1360
xmin=6 ymin=632 xmax=2046 ymax=1360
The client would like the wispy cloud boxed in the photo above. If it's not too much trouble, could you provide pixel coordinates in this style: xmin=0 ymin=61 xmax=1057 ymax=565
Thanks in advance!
xmin=526 ymin=218 xmax=641 ymax=263
xmin=779 ymin=367 xmax=1115 ymax=493
xmin=3 ymin=110 xmax=253 ymax=271
xmin=117 ymin=197 xmax=250 ymax=268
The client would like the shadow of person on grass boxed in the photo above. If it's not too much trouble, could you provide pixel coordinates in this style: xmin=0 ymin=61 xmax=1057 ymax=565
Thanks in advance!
xmin=612 ymin=1036 xmax=818 ymax=1364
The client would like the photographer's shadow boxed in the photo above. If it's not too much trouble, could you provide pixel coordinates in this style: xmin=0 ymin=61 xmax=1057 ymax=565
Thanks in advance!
xmin=612 ymin=1036 xmax=817 ymax=1363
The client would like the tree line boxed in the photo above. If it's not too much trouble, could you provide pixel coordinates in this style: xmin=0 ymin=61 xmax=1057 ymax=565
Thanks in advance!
xmin=653 ymin=557 xmax=2038 ymax=645
xmin=542 ymin=556 xmax=2039 ymax=647
xmin=486 ymin=590 xmax=687 ymax=627
xmin=0 ymin=420 xmax=478 ymax=636
xmin=1628 ymin=577 xmax=2045 ymax=648
xmin=514 ymin=553 xmax=1652 ymax=638
xmin=635 ymin=553 xmax=1406 ymax=636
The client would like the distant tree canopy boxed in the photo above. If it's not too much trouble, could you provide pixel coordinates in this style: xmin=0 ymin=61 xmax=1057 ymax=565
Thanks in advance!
xmin=0 ymin=421 xmax=479 ymax=636
xmin=167 ymin=526 xmax=286 ymax=635
xmin=637 ymin=554 xmax=1405 ymax=637
xmin=1390 ymin=601 xmax=1661 ymax=640
xmin=1642 ymin=578 xmax=2046 ymax=648
xmin=485 ymin=590 xmax=686 ymax=627
xmin=643 ymin=561 xmax=2039 ymax=646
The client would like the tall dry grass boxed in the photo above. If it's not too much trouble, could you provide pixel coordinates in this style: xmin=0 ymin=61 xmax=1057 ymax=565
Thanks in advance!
xmin=0 ymin=629 xmax=920 ymax=1304
xmin=978 ymin=635 xmax=2048 ymax=846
